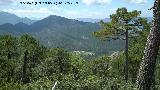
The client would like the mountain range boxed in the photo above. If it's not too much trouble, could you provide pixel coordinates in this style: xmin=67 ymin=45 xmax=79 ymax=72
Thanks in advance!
xmin=0 ymin=12 xmax=125 ymax=56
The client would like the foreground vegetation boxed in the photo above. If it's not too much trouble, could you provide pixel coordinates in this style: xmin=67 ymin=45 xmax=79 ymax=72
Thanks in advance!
xmin=1 ymin=26 xmax=160 ymax=90
xmin=0 ymin=34 xmax=134 ymax=90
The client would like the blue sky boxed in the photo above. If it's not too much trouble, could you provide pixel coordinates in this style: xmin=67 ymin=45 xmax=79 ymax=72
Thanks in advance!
xmin=0 ymin=0 xmax=154 ymax=20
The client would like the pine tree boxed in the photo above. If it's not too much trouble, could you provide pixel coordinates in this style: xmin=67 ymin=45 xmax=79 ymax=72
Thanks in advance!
xmin=94 ymin=8 xmax=148 ymax=82
xmin=136 ymin=0 xmax=160 ymax=89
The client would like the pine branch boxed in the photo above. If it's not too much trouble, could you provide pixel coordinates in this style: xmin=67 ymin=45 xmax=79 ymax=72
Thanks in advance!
xmin=104 ymin=36 xmax=126 ymax=40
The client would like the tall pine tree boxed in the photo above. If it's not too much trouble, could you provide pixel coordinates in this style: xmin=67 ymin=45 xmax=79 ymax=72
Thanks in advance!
xmin=136 ymin=0 xmax=160 ymax=89
xmin=94 ymin=7 xmax=148 ymax=82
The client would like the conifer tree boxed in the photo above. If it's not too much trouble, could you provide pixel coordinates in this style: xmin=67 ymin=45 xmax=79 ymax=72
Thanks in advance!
xmin=94 ymin=7 xmax=148 ymax=82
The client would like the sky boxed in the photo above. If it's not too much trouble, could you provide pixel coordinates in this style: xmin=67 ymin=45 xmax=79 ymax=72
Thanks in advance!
xmin=0 ymin=0 xmax=154 ymax=20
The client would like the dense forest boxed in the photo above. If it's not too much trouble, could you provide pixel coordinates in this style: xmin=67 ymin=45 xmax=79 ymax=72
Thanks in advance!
xmin=1 ymin=0 xmax=160 ymax=90
xmin=0 ymin=33 xmax=147 ymax=90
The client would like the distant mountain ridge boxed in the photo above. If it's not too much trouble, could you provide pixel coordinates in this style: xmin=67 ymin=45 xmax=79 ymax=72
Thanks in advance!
xmin=0 ymin=11 xmax=36 ymax=25
xmin=0 ymin=12 xmax=125 ymax=55
xmin=76 ymin=18 xmax=110 ymax=23
xmin=76 ymin=17 xmax=152 ymax=23
xmin=0 ymin=12 xmax=152 ymax=55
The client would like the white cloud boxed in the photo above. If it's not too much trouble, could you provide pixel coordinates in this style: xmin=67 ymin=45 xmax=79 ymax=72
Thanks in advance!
xmin=67 ymin=10 xmax=78 ymax=15
xmin=82 ymin=0 xmax=112 ymax=5
xmin=3 ymin=7 xmax=52 ymax=14
xmin=136 ymin=0 xmax=147 ymax=4
xmin=52 ymin=6 xmax=62 ymax=11
xmin=2 ymin=7 xmax=55 ymax=19
xmin=84 ymin=9 xmax=89 ymax=12
xmin=124 ymin=0 xmax=147 ymax=4
xmin=64 ymin=10 xmax=79 ymax=19
xmin=79 ymin=11 xmax=104 ymax=19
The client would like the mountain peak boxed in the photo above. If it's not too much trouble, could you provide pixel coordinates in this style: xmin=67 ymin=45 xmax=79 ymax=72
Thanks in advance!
xmin=45 ymin=15 xmax=69 ymax=21
xmin=0 ymin=11 xmax=36 ymax=25
xmin=32 ymin=15 xmax=72 ymax=27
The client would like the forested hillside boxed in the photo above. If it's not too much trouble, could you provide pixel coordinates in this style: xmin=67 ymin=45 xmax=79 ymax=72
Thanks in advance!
xmin=0 ymin=14 xmax=125 ymax=56
xmin=0 ymin=2 xmax=160 ymax=90
xmin=1 ymin=21 xmax=159 ymax=90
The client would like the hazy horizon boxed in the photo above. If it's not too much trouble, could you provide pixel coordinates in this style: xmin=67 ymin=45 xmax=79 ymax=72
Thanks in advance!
xmin=0 ymin=0 xmax=153 ymax=20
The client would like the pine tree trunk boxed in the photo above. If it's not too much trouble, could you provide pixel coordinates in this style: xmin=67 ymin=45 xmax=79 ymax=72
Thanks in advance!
xmin=125 ymin=29 xmax=129 ymax=83
xmin=22 ymin=50 xmax=28 ymax=83
xmin=136 ymin=0 xmax=160 ymax=89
